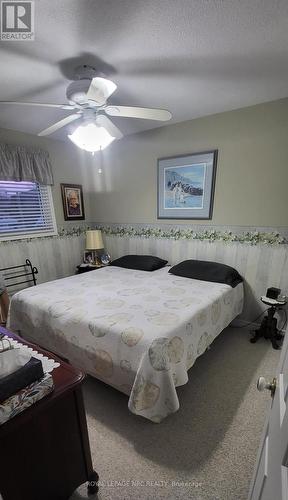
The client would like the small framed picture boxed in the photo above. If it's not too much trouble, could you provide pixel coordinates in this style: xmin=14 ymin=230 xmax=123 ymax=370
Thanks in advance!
xmin=83 ymin=250 xmax=95 ymax=264
xmin=61 ymin=183 xmax=85 ymax=221
xmin=100 ymin=253 xmax=111 ymax=266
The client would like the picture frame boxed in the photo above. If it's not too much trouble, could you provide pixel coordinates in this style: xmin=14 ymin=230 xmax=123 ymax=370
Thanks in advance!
xmin=61 ymin=183 xmax=85 ymax=221
xmin=100 ymin=253 xmax=111 ymax=266
xmin=157 ymin=150 xmax=218 ymax=220
xmin=83 ymin=250 xmax=95 ymax=265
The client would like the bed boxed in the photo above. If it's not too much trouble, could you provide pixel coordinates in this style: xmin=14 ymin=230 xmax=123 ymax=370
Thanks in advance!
xmin=9 ymin=265 xmax=244 ymax=422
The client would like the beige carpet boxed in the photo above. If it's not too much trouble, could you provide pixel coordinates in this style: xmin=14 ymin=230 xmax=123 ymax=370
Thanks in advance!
xmin=71 ymin=327 xmax=280 ymax=500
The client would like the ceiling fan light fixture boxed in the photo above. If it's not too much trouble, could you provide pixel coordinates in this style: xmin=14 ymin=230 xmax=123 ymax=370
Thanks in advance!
xmin=68 ymin=122 xmax=115 ymax=152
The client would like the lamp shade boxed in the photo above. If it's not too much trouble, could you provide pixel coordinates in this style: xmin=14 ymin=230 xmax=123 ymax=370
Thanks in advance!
xmin=86 ymin=230 xmax=104 ymax=250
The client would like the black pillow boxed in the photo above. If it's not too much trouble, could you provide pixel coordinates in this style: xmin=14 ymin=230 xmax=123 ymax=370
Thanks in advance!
xmin=111 ymin=255 xmax=168 ymax=272
xmin=169 ymin=259 xmax=243 ymax=288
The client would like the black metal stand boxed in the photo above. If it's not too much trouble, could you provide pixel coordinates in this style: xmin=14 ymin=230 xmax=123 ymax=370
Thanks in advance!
xmin=250 ymin=304 xmax=283 ymax=350
xmin=0 ymin=259 xmax=38 ymax=290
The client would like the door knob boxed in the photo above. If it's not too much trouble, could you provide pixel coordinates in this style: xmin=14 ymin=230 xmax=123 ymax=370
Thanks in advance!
xmin=257 ymin=376 xmax=277 ymax=397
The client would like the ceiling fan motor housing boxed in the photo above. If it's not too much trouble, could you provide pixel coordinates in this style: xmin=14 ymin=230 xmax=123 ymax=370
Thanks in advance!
xmin=66 ymin=79 xmax=93 ymax=105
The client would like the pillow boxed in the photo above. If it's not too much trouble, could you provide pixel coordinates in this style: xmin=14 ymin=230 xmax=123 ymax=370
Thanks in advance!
xmin=111 ymin=255 xmax=168 ymax=271
xmin=169 ymin=259 xmax=243 ymax=288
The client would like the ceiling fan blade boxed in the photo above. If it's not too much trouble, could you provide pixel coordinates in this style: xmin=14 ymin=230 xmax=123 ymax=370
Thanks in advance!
xmin=0 ymin=101 xmax=75 ymax=110
xmin=38 ymin=113 xmax=82 ymax=137
xmin=96 ymin=114 xmax=123 ymax=139
xmin=105 ymin=105 xmax=172 ymax=121
xmin=86 ymin=77 xmax=117 ymax=106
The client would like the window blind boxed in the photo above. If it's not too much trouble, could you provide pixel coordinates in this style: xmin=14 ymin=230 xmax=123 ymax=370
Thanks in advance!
xmin=0 ymin=181 xmax=57 ymax=240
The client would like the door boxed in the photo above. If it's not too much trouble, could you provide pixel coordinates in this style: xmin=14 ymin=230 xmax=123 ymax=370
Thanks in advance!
xmin=248 ymin=325 xmax=288 ymax=500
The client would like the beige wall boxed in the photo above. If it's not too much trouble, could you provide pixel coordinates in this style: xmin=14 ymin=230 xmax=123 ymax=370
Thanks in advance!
xmin=0 ymin=127 xmax=95 ymax=226
xmin=90 ymin=98 xmax=288 ymax=227
xmin=1 ymin=98 xmax=288 ymax=229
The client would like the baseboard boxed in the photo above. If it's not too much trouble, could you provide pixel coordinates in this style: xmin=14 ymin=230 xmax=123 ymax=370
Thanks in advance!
xmin=231 ymin=318 xmax=286 ymax=335
xmin=230 ymin=318 xmax=260 ymax=331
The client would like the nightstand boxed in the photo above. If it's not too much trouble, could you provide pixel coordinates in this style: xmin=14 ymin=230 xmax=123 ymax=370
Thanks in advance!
xmin=76 ymin=264 xmax=104 ymax=274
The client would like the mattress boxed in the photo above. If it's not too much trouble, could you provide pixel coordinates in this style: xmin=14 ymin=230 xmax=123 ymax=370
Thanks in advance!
xmin=9 ymin=266 xmax=244 ymax=422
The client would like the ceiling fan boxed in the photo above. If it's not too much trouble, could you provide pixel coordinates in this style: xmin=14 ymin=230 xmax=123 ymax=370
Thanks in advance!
xmin=0 ymin=65 xmax=172 ymax=152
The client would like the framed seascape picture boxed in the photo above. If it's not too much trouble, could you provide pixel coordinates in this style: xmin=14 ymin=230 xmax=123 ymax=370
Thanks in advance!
xmin=157 ymin=150 xmax=218 ymax=220
xmin=61 ymin=183 xmax=85 ymax=221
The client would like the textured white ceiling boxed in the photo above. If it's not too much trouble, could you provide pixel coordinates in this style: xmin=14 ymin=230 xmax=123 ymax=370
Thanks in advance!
xmin=0 ymin=0 xmax=288 ymax=141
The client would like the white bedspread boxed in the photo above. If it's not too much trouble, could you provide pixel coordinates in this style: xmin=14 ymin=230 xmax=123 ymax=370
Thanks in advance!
xmin=9 ymin=266 xmax=243 ymax=422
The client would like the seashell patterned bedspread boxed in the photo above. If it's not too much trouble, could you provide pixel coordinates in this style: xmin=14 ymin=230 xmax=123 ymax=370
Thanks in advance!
xmin=9 ymin=266 xmax=244 ymax=422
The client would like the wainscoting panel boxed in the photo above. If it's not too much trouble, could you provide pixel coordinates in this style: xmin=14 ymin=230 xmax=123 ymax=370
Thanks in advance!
xmin=0 ymin=234 xmax=85 ymax=287
xmin=103 ymin=233 xmax=288 ymax=323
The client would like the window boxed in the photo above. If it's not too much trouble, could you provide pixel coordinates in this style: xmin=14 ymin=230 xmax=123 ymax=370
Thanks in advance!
xmin=0 ymin=181 xmax=57 ymax=241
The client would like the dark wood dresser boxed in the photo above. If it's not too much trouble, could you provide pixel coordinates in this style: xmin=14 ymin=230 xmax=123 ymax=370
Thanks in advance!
xmin=0 ymin=326 xmax=99 ymax=500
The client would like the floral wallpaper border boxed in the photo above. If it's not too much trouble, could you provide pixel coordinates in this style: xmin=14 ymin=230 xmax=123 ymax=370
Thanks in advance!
xmin=1 ymin=222 xmax=287 ymax=246
xmin=98 ymin=224 xmax=288 ymax=245
xmin=0 ymin=224 xmax=90 ymax=246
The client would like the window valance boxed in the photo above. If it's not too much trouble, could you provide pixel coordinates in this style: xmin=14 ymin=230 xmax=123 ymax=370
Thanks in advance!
xmin=0 ymin=143 xmax=54 ymax=186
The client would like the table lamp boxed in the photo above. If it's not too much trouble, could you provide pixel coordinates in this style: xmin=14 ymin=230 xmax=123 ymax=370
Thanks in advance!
xmin=85 ymin=230 xmax=104 ymax=266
